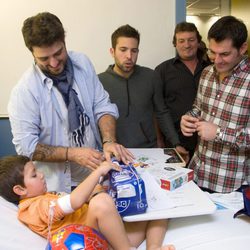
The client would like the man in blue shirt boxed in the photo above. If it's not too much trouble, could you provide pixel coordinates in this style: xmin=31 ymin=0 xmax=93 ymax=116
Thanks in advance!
xmin=8 ymin=12 xmax=133 ymax=193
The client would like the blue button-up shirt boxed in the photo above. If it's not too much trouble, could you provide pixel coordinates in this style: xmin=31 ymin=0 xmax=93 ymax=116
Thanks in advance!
xmin=8 ymin=51 xmax=118 ymax=193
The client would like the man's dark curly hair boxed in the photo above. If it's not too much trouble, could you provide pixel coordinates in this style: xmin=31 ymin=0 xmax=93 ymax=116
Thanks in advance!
xmin=22 ymin=12 xmax=65 ymax=52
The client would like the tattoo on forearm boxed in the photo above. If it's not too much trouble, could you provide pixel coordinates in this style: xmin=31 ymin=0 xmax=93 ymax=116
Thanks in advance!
xmin=33 ymin=144 xmax=56 ymax=161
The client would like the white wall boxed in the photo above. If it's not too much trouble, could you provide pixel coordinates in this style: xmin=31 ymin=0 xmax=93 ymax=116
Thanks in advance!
xmin=186 ymin=16 xmax=220 ymax=47
xmin=186 ymin=0 xmax=231 ymax=47
xmin=0 ymin=0 xmax=176 ymax=116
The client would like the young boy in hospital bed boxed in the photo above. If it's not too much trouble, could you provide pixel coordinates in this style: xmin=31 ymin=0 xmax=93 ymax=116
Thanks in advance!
xmin=0 ymin=155 xmax=175 ymax=250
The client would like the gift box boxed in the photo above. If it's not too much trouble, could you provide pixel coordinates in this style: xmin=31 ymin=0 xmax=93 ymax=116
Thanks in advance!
xmin=147 ymin=165 xmax=194 ymax=191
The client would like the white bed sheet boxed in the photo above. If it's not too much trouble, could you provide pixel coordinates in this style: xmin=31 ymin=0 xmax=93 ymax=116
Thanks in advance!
xmin=1 ymin=197 xmax=249 ymax=250
xmin=0 ymin=197 xmax=250 ymax=250
xmin=138 ymin=209 xmax=250 ymax=250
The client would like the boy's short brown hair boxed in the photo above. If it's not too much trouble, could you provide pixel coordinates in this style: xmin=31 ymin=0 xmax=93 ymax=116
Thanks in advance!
xmin=0 ymin=155 xmax=30 ymax=203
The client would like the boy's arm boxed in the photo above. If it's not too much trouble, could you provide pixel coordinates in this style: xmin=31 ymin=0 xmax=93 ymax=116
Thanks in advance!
xmin=68 ymin=169 xmax=104 ymax=211
xmin=58 ymin=162 xmax=120 ymax=212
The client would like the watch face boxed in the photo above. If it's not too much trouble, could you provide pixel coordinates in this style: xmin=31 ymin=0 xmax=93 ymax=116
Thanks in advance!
xmin=215 ymin=127 xmax=222 ymax=141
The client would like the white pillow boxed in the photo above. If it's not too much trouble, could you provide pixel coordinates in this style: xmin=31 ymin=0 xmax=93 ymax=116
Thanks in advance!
xmin=0 ymin=196 xmax=47 ymax=250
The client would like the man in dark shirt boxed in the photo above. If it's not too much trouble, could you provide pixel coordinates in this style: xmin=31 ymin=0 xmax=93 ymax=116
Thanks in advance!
xmin=99 ymin=25 xmax=188 ymax=161
xmin=155 ymin=22 xmax=211 ymax=160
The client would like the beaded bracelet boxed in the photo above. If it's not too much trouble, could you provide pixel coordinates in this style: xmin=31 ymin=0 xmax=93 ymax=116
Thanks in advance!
xmin=102 ymin=139 xmax=116 ymax=145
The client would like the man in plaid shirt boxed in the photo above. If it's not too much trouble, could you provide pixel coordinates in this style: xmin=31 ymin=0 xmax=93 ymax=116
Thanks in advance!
xmin=181 ymin=16 xmax=250 ymax=193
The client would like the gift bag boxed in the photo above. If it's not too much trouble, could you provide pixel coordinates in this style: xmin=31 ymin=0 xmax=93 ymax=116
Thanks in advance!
xmin=109 ymin=159 xmax=148 ymax=217
xmin=234 ymin=186 xmax=250 ymax=218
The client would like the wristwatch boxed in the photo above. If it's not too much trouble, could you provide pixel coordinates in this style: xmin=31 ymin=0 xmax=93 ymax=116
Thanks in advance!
xmin=215 ymin=126 xmax=223 ymax=141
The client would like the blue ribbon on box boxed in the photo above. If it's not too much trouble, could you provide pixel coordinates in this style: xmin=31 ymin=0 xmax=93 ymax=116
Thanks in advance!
xmin=109 ymin=159 xmax=148 ymax=217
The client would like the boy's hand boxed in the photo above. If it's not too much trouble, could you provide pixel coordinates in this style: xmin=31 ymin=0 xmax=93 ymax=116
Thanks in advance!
xmin=98 ymin=161 xmax=121 ymax=176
